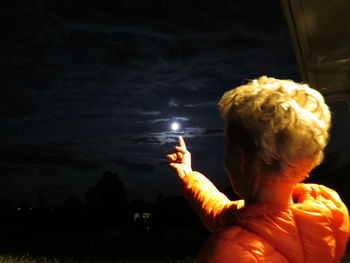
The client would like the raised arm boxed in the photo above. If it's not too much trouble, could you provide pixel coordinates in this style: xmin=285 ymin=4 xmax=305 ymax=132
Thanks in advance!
xmin=167 ymin=136 xmax=244 ymax=232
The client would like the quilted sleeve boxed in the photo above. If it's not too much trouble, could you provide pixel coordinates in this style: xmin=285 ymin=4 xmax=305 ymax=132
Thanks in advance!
xmin=181 ymin=171 xmax=244 ymax=232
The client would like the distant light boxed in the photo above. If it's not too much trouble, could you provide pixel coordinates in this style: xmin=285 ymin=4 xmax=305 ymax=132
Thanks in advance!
xmin=171 ymin=122 xmax=180 ymax=131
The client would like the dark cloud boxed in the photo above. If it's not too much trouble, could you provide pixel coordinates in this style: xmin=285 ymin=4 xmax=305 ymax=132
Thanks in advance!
xmin=182 ymin=128 xmax=224 ymax=137
xmin=115 ymin=109 xmax=161 ymax=117
xmin=0 ymin=0 xmax=296 ymax=132
xmin=115 ymin=157 xmax=156 ymax=172
xmin=128 ymin=163 xmax=156 ymax=172
xmin=0 ymin=145 xmax=102 ymax=176
xmin=123 ymin=136 xmax=163 ymax=145
xmin=0 ymin=165 xmax=22 ymax=176
xmin=202 ymin=128 xmax=224 ymax=135
xmin=115 ymin=157 xmax=129 ymax=166
xmin=0 ymin=0 xmax=302 ymax=204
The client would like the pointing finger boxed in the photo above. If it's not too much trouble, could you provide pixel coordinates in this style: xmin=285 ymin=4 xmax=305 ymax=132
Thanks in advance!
xmin=178 ymin=136 xmax=186 ymax=148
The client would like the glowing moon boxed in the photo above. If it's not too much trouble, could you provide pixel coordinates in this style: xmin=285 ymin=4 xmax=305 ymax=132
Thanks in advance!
xmin=171 ymin=122 xmax=180 ymax=131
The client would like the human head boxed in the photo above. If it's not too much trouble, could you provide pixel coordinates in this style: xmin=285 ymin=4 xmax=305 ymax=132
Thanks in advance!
xmin=219 ymin=76 xmax=331 ymax=184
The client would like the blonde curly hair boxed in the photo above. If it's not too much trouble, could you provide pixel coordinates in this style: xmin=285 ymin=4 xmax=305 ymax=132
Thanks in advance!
xmin=219 ymin=76 xmax=331 ymax=178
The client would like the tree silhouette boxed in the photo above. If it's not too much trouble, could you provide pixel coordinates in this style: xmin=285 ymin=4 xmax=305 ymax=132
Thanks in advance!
xmin=86 ymin=171 xmax=128 ymax=227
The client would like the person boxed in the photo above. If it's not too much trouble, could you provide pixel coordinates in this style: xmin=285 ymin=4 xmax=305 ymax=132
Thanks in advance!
xmin=167 ymin=76 xmax=349 ymax=263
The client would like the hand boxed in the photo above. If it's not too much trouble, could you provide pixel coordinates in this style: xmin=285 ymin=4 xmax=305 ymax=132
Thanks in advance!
xmin=167 ymin=136 xmax=193 ymax=179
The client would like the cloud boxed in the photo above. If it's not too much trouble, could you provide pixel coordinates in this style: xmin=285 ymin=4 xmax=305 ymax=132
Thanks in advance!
xmin=115 ymin=157 xmax=156 ymax=172
xmin=182 ymin=127 xmax=223 ymax=136
xmin=0 ymin=165 xmax=22 ymax=176
xmin=123 ymin=132 xmax=177 ymax=145
xmin=202 ymin=128 xmax=224 ymax=135
xmin=148 ymin=116 xmax=189 ymax=124
xmin=115 ymin=108 xmax=160 ymax=117
xmin=127 ymin=163 xmax=156 ymax=172
xmin=185 ymin=101 xmax=217 ymax=108
xmin=123 ymin=136 xmax=163 ymax=144
xmin=115 ymin=157 xmax=129 ymax=166
xmin=0 ymin=145 xmax=103 ymax=176
xmin=168 ymin=99 xmax=179 ymax=107
xmin=175 ymin=117 xmax=189 ymax=121
xmin=123 ymin=127 xmax=224 ymax=146
xmin=151 ymin=118 xmax=170 ymax=123
xmin=141 ymin=111 xmax=161 ymax=116
xmin=0 ymin=0 xmax=299 ymax=206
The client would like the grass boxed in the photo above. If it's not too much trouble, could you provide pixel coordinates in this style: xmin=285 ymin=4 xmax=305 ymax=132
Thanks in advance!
xmin=0 ymin=255 xmax=196 ymax=263
xmin=0 ymin=254 xmax=348 ymax=263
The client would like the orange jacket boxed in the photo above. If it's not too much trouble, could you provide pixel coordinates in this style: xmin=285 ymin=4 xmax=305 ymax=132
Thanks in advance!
xmin=182 ymin=172 xmax=349 ymax=263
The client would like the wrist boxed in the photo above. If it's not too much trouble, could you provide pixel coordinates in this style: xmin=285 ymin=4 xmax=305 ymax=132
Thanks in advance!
xmin=180 ymin=167 xmax=193 ymax=179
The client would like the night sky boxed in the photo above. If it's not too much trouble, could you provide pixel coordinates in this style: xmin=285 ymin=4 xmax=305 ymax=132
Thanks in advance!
xmin=1 ymin=0 xmax=349 ymax=206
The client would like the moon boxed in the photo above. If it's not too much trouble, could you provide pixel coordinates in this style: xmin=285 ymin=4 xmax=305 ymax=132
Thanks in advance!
xmin=171 ymin=122 xmax=180 ymax=131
